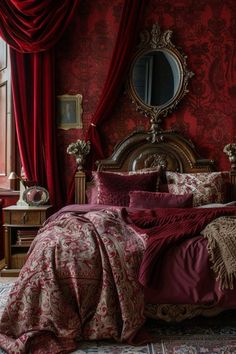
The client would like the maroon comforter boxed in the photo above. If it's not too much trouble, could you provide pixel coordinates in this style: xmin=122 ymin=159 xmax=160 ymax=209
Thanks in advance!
xmin=132 ymin=207 xmax=236 ymax=287
xmin=129 ymin=207 xmax=236 ymax=305
xmin=0 ymin=205 xmax=236 ymax=353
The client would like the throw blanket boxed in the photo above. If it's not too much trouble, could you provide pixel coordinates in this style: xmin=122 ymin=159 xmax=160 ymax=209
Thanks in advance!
xmin=0 ymin=208 xmax=146 ymax=354
xmin=201 ymin=216 xmax=236 ymax=290
xmin=130 ymin=207 xmax=236 ymax=289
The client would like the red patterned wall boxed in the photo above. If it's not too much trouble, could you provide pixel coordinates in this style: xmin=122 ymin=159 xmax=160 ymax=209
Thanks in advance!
xmin=56 ymin=0 xmax=236 ymax=192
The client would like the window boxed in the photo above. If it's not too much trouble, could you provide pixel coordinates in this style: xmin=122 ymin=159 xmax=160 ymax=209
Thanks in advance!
xmin=0 ymin=38 xmax=17 ymax=189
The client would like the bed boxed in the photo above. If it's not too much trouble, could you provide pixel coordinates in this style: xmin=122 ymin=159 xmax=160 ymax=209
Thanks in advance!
xmin=1 ymin=129 xmax=236 ymax=353
xmin=75 ymin=129 xmax=236 ymax=317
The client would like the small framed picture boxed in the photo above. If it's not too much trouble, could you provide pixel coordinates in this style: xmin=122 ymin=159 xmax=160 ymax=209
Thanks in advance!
xmin=57 ymin=94 xmax=83 ymax=129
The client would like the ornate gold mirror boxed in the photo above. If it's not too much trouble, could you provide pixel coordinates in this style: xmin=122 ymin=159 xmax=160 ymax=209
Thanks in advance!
xmin=127 ymin=23 xmax=194 ymax=140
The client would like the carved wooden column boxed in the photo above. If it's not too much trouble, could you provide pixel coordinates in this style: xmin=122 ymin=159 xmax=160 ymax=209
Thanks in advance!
xmin=74 ymin=171 xmax=86 ymax=204
xmin=67 ymin=140 xmax=91 ymax=204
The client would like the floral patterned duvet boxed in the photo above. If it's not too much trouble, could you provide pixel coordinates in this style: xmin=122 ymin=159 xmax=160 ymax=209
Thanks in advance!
xmin=0 ymin=207 xmax=147 ymax=354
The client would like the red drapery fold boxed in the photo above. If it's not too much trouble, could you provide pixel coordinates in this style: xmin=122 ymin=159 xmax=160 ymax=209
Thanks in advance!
xmin=0 ymin=0 xmax=79 ymax=52
xmin=10 ymin=48 xmax=60 ymax=205
xmin=0 ymin=0 xmax=80 ymax=208
xmin=85 ymin=0 xmax=148 ymax=168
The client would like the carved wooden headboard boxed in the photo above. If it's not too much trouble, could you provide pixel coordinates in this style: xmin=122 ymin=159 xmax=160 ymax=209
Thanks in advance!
xmin=74 ymin=130 xmax=236 ymax=204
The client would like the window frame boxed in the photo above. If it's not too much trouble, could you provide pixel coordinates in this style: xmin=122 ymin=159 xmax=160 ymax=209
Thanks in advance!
xmin=0 ymin=38 xmax=19 ymax=191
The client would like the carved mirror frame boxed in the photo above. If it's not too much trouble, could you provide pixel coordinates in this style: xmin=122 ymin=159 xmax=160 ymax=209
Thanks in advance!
xmin=127 ymin=23 xmax=194 ymax=140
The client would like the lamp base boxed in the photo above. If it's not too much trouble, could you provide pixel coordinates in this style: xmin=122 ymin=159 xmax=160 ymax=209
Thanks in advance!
xmin=16 ymin=199 xmax=28 ymax=207
xmin=17 ymin=181 xmax=28 ymax=206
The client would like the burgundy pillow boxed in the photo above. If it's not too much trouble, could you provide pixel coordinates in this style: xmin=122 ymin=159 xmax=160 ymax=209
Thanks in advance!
xmin=86 ymin=179 xmax=98 ymax=204
xmin=129 ymin=191 xmax=193 ymax=209
xmin=96 ymin=171 xmax=159 ymax=206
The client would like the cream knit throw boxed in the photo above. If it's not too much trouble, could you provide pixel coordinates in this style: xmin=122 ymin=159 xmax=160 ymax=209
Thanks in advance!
xmin=201 ymin=216 xmax=236 ymax=290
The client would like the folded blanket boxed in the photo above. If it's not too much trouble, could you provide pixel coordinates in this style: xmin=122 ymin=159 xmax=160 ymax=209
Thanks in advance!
xmin=201 ymin=216 xmax=236 ymax=290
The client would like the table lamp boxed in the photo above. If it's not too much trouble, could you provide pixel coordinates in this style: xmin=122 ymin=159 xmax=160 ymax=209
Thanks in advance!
xmin=8 ymin=171 xmax=28 ymax=206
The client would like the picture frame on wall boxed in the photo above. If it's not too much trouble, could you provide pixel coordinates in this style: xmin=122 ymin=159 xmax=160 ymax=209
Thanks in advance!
xmin=57 ymin=94 xmax=83 ymax=129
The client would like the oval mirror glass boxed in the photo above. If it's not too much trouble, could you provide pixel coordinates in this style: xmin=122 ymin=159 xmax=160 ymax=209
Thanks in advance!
xmin=132 ymin=49 xmax=181 ymax=107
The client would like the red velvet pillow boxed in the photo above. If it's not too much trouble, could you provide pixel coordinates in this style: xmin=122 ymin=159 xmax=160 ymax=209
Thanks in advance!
xmin=86 ymin=168 xmax=160 ymax=204
xmin=129 ymin=191 xmax=193 ymax=208
xmin=86 ymin=179 xmax=98 ymax=204
xmin=96 ymin=171 xmax=159 ymax=206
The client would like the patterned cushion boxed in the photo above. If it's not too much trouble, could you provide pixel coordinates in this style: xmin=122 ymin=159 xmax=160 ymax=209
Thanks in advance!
xmin=86 ymin=168 xmax=160 ymax=204
xmin=165 ymin=171 xmax=230 ymax=207
xmin=129 ymin=191 xmax=193 ymax=209
xmin=95 ymin=170 xmax=160 ymax=206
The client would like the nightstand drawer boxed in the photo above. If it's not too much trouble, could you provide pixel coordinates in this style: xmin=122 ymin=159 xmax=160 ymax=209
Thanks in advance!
xmin=1 ymin=205 xmax=52 ymax=276
xmin=11 ymin=210 xmax=41 ymax=225
xmin=4 ymin=210 xmax=43 ymax=226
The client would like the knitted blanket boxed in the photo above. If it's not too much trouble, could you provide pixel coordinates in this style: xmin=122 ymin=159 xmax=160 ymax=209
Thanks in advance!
xmin=201 ymin=216 xmax=236 ymax=290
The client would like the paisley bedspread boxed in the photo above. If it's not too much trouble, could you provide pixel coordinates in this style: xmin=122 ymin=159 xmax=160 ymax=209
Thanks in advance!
xmin=0 ymin=207 xmax=147 ymax=354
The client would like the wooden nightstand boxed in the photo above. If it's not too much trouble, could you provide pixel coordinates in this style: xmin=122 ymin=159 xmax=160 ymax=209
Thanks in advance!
xmin=1 ymin=205 xmax=52 ymax=277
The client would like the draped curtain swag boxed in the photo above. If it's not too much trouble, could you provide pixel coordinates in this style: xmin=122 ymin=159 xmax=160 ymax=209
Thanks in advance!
xmin=0 ymin=0 xmax=79 ymax=52
xmin=67 ymin=0 xmax=148 ymax=205
xmin=86 ymin=0 xmax=148 ymax=168
xmin=0 ymin=0 xmax=80 ymax=208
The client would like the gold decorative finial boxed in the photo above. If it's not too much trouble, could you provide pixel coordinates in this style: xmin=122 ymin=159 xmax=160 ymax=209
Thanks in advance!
xmin=223 ymin=143 xmax=236 ymax=170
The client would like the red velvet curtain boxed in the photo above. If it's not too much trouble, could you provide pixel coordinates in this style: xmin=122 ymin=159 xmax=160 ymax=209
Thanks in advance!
xmin=86 ymin=0 xmax=148 ymax=168
xmin=0 ymin=0 xmax=80 ymax=208
xmin=66 ymin=0 xmax=148 ymax=204
xmin=0 ymin=0 xmax=79 ymax=52
xmin=10 ymin=48 xmax=59 ymax=202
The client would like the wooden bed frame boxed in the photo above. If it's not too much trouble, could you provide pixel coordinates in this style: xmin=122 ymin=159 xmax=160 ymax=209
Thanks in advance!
xmin=74 ymin=129 xmax=236 ymax=321
xmin=75 ymin=129 xmax=236 ymax=205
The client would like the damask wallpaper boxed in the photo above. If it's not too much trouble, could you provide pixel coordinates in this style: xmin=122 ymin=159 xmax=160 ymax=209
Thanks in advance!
xmin=56 ymin=0 xmax=236 ymax=193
